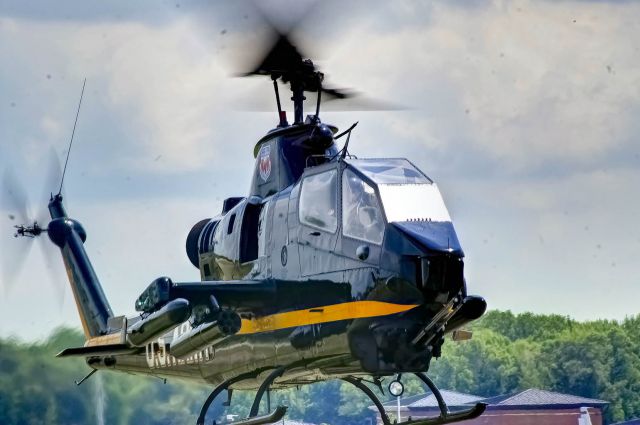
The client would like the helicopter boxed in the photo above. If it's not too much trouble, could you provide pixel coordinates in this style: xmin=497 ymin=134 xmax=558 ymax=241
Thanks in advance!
xmin=8 ymin=22 xmax=488 ymax=425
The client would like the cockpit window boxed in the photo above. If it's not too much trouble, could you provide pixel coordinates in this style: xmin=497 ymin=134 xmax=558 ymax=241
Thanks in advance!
xmin=346 ymin=159 xmax=450 ymax=223
xmin=299 ymin=170 xmax=338 ymax=232
xmin=347 ymin=159 xmax=432 ymax=185
xmin=378 ymin=184 xmax=451 ymax=222
xmin=342 ymin=169 xmax=385 ymax=245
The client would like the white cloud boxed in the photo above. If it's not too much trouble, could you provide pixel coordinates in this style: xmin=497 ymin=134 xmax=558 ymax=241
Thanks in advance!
xmin=454 ymin=166 xmax=640 ymax=320
xmin=321 ymin=0 xmax=640 ymax=172
xmin=0 ymin=194 xmax=220 ymax=340
xmin=2 ymin=0 xmax=640 ymax=340
xmin=0 ymin=16 xmax=256 ymax=174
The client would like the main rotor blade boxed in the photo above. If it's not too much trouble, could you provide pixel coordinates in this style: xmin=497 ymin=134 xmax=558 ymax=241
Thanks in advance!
xmin=243 ymin=33 xmax=306 ymax=77
xmin=233 ymin=88 xmax=405 ymax=112
xmin=241 ymin=0 xmax=324 ymax=70
xmin=318 ymin=93 xmax=407 ymax=111
xmin=321 ymin=86 xmax=354 ymax=100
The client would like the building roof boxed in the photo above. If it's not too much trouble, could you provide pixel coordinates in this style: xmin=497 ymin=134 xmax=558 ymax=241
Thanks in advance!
xmin=381 ymin=388 xmax=609 ymax=414
xmin=408 ymin=390 xmax=484 ymax=409
xmin=479 ymin=388 xmax=608 ymax=408
xmin=380 ymin=393 xmax=429 ymax=409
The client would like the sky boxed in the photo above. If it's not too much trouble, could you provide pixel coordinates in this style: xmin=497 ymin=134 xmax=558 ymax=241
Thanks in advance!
xmin=0 ymin=0 xmax=638 ymax=341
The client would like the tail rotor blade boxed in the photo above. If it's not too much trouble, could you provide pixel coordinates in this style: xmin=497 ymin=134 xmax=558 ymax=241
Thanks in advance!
xmin=37 ymin=147 xmax=66 ymax=306
xmin=2 ymin=167 xmax=30 ymax=224
xmin=1 ymin=148 xmax=66 ymax=302
xmin=38 ymin=239 xmax=66 ymax=307
xmin=37 ymin=146 xmax=64 ymax=226
xmin=0 ymin=232 xmax=34 ymax=296
xmin=2 ymin=167 xmax=35 ymax=295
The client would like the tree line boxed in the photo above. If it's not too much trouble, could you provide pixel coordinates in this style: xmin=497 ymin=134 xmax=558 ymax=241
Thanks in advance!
xmin=1 ymin=311 xmax=639 ymax=424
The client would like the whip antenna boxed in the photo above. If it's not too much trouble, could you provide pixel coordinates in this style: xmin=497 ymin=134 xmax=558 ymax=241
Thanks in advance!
xmin=58 ymin=78 xmax=86 ymax=196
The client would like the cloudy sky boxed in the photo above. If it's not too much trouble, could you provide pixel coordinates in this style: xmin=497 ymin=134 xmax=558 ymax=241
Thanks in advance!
xmin=0 ymin=0 xmax=638 ymax=341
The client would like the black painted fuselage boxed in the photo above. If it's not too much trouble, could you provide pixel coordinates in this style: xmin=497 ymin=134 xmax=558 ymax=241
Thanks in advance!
xmin=52 ymin=122 xmax=486 ymax=391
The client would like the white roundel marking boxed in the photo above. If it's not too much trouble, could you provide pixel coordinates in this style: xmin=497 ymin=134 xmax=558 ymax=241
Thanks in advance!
xmin=258 ymin=145 xmax=272 ymax=182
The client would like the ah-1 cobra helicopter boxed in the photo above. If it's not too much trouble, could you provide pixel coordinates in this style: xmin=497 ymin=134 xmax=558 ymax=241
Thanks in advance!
xmin=10 ymin=22 xmax=487 ymax=425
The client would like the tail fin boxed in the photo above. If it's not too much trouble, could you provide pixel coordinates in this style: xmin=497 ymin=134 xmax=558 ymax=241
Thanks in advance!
xmin=47 ymin=194 xmax=113 ymax=338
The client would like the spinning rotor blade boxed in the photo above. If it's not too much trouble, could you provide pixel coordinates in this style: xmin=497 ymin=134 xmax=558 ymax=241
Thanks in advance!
xmin=237 ymin=0 xmax=324 ymax=73
xmin=243 ymin=33 xmax=305 ymax=77
xmin=39 ymin=238 xmax=66 ymax=307
xmin=39 ymin=148 xmax=67 ymax=305
xmin=2 ymin=167 xmax=29 ymax=224
xmin=321 ymin=86 xmax=352 ymax=101
xmin=234 ymin=87 xmax=404 ymax=112
xmin=315 ymin=92 xmax=407 ymax=112
xmin=0 ymin=233 xmax=34 ymax=296
xmin=0 ymin=149 xmax=67 ymax=304
xmin=37 ymin=146 xmax=63 ymax=225
xmin=1 ymin=167 xmax=34 ymax=294
xmin=236 ymin=4 xmax=345 ymax=94
xmin=231 ymin=3 xmax=403 ymax=114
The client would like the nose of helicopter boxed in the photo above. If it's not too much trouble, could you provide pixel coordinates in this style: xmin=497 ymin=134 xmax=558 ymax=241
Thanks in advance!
xmin=387 ymin=220 xmax=466 ymax=301
xmin=391 ymin=220 xmax=463 ymax=257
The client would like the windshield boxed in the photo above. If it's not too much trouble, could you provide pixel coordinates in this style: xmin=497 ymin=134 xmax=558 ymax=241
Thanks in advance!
xmin=347 ymin=159 xmax=432 ymax=184
xmin=346 ymin=159 xmax=450 ymax=223
xmin=378 ymin=184 xmax=451 ymax=222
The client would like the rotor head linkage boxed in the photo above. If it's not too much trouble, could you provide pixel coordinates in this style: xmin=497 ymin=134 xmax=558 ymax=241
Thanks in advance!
xmin=13 ymin=222 xmax=45 ymax=238
xmin=242 ymin=29 xmax=352 ymax=125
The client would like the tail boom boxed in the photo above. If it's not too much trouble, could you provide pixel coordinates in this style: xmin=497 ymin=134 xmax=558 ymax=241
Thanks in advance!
xmin=47 ymin=194 xmax=113 ymax=338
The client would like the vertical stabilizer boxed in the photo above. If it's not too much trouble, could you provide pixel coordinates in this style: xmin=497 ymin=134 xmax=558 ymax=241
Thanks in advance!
xmin=47 ymin=194 xmax=113 ymax=338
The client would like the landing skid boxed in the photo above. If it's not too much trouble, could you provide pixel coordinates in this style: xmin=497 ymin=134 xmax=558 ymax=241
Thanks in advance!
xmin=196 ymin=369 xmax=485 ymax=425
xmin=396 ymin=404 xmax=486 ymax=425
xmin=226 ymin=406 xmax=287 ymax=425
xmin=197 ymin=366 xmax=287 ymax=425
xmin=346 ymin=372 xmax=486 ymax=425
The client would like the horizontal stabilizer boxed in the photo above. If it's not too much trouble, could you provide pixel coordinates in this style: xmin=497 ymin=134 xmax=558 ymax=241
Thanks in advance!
xmin=57 ymin=343 xmax=139 ymax=358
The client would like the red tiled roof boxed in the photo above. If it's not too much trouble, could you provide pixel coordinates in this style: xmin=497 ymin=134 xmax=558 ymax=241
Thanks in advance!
xmin=479 ymin=388 xmax=608 ymax=407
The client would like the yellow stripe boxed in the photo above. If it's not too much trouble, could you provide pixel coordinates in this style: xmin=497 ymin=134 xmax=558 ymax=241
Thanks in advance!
xmin=238 ymin=301 xmax=419 ymax=335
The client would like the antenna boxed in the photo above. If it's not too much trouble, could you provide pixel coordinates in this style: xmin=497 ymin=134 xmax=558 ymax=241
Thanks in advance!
xmin=336 ymin=121 xmax=358 ymax=160
xmin=58 ymin=78 xmax=86 ymax=196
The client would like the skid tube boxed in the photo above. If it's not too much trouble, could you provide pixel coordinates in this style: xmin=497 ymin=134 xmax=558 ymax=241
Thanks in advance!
xmin=344 ymin=373 xmax=486 ymax=425
xmin=197 ymin=366 xmax=288 ymax=425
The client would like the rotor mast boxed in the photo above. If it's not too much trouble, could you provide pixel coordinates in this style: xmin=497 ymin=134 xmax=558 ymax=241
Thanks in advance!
xmin=244 ymin=34 xmax=345 ymax=126
xmin=290 ymin=79 xmax=306 ymax=124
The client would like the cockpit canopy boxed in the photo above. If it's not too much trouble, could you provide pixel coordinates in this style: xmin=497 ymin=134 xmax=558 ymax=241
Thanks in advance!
xmin=298 ymin=158 xmax=452 ymax=246
xmin=347 ymin=158 xmax=451 ymax=223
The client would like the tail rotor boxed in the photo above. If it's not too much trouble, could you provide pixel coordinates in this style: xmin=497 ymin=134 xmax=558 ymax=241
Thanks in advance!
xmin=2 ymin=167 xmax=36 ymax=294
xmin=1 ymin=149 xmax=67 ymax=303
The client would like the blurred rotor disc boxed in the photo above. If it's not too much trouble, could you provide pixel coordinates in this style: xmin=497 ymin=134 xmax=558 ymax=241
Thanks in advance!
xmin=1 ymin=148 xmax=66 ymax=305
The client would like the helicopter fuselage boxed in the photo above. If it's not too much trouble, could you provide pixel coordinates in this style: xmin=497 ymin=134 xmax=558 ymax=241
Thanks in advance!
xmin=69 ymin=122 xmax=486 ymax=390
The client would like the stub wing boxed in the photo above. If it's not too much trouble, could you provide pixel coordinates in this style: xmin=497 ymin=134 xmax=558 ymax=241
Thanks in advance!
xmin=57 ymin=344 xmax=140 ymax=358
xmin=171 ymin=279 xmax=277 ymax=313
xmin=120 ymin=278 xmax=284 ymax=351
